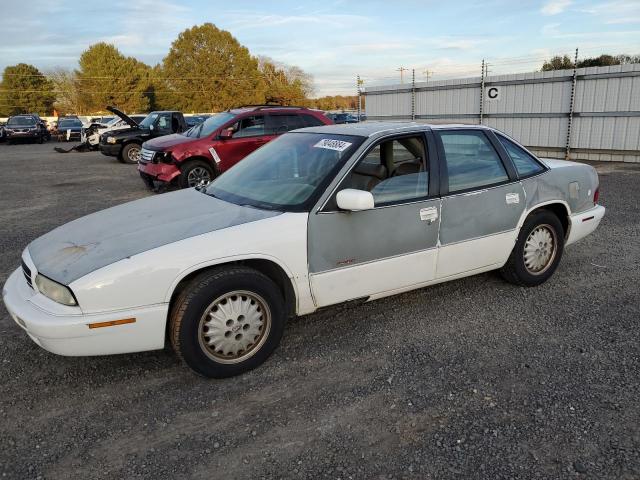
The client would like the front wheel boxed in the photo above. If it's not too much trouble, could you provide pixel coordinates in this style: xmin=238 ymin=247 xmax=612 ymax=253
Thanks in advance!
xmin=178 ymin=160 xmax=215 ymax=189
xmin=500 ymin=210 xmax=564 ymax=287
xmin=120 ymin=143 xmax=141 ymax=164
xmin=169 ymin=267 xmax=286 ymax=378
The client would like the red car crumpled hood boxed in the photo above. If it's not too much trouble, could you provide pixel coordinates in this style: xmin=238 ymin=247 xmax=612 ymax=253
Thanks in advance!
xmin=144 ymin=133 xmax=195 ymax=150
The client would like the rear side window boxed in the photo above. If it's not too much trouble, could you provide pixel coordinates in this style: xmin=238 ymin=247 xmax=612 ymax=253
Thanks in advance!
xmin=302 ymin=114 xmax=325 ymax=127
xmin=266 ymin=114 xmax=307 ymax=134
xmin=438 ymin=130 xmax=509 ymax=193
xmin=497 ymin=135 xmax=545 ymax=178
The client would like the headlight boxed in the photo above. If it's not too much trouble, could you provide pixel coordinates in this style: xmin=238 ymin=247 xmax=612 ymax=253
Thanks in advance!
xmin=157 ymin=151 xmax=173 ymax=163
xmin=35 ymin=274 xmax=77 ymax=306
xmin=106 ymin=136 xmax=117 ymax=144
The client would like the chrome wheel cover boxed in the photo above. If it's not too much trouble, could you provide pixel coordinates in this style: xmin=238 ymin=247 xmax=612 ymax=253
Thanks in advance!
xmin=187 ymin=167 xmax=211 ymax=187
xmin=128 ymin=146 xmax=141 ymax=162
xmin=523 ymin=224 xmax=557 ymax=275
xmin=198 ymin=290 xmax=271 ymax=364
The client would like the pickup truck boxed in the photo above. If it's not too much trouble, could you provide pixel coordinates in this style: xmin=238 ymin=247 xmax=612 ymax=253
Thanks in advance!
xmin=99 ymin=106 xmax=187 ymax=163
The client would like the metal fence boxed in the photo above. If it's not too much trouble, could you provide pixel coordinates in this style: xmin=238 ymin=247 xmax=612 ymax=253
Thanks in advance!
xmin=363 ymin=63 xmax=640 ymax=163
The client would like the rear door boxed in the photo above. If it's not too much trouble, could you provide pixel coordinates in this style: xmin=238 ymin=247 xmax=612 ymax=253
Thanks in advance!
xmin=308 ymin=131 xmax=441 ymax=307
xmin=434 ymin=128 xmax=525 ymax=278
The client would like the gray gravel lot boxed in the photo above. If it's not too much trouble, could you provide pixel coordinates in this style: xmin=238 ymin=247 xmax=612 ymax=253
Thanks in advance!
xmin=0 ymin=142 xmax=639 ymax=480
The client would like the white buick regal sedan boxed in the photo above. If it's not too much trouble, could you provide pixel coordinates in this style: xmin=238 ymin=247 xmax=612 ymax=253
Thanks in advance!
xmin=3 ymin=123 xmax=605 ymax=378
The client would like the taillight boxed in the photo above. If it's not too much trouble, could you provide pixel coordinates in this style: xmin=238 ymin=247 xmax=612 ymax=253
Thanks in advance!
xmin=593 ymin=187 xmax=599 ymax=205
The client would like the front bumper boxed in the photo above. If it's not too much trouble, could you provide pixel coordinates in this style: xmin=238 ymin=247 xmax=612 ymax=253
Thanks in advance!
xmin=2 ymin=268 xmax=168 ymax=356
xmin=566 ymin=204 xmax=606 ymax=246
xmin=138 ymin=161 xmax=181 ymax=184
xmin=6 ymin=131 xmax=39 ymax=138
xmin=99 ymin=143 xmax=121 ymax=157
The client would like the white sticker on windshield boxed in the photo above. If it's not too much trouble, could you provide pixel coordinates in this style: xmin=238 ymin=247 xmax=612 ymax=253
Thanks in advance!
xmin=313 ymin=138 xmax=352 ymax=152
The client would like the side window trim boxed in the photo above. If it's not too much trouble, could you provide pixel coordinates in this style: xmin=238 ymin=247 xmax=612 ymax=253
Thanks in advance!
xmin=434 ymin=128 xmax=519 ymax=198
xmin=320 ymin=131 xmax=437 ymax=212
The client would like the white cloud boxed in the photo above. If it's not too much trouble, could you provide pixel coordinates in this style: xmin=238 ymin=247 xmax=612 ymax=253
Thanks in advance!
xmin=541 ymin=0 xmax=572 ymax=15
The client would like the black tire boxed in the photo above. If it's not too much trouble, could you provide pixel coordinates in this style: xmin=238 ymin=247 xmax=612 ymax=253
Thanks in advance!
xmin=500 ymin=210 xmax=564 ymax=287
xmin=169 ymin=266 xmax=286 ymax=378
xmin=178 ymin=159 xmax=215 ymax=189
xmin=120 ymin=142 xmax=141 ymax=164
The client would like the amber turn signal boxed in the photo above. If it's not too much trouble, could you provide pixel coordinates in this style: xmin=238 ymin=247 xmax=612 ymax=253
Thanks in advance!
xmin=87 ymin=318 xmax=136 ymax=329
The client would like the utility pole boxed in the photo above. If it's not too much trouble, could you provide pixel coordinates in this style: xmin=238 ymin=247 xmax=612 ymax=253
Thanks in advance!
xmin=423 ymin=69 xmax=433 ymax=83
xmin=480 ymin=59 xmax=485 ymax=125
xmin=566 ymin=47 xmax=579 ymax=160
xmin=396 ymin=67 xmax=408 ymax=84
xmin=411 ymin=69 xmax=416 ymax=121
xmin=357 ymin=75 xmax=364 ymax=122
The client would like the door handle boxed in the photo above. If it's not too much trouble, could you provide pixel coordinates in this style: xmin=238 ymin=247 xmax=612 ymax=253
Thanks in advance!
xmin=419 ymin=207 xmax=438 ymax=224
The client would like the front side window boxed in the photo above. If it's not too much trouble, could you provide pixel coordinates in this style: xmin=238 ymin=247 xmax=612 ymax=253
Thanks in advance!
xmin=156 ymin=114 xmax=171 ymax=130
xmin=206 ymin=133 xmax=363 ymax=211
xmin=438 ymin=130 xmax=508 ymax=193
xmin=497 ymin=135 xmax=545 ymax=178
xmin=338 ymin=135 xmax=429 ymax=207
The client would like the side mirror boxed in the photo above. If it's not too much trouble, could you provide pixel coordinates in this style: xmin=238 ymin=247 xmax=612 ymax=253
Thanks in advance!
xmin=219 ymin=128 xmax=233 ymax=140
xmin=336 ymin=189 xmax=374 ymax=211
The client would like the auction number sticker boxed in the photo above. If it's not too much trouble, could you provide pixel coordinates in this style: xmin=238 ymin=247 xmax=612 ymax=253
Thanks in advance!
xmin=313 ymin=138 xmax=352 ymax=152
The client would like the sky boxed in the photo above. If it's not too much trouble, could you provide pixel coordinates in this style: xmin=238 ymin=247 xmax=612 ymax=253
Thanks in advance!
xmin=1 ymin=0 xmax=639 ymax=96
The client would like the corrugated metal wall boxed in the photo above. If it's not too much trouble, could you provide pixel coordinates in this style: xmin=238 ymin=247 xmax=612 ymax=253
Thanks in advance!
xmin=364 ymin=64 xmax=640 ymax=162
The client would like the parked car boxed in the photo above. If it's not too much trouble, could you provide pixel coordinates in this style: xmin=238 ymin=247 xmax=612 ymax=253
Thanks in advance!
xmin=327 ymin=112 xmax=359 ymax=124
xmin=138 ymin=105 xmax=332 ymax=189
xmin=185 ymin=115 xmax=210 ymax=128
xmin=3 ymin=123 xmax=605 ymax=378
xmin=4 ymin=114 xmax=47 ymax=144
xmin=55 ymin=117 xmax=84 ymax=141
xmin=82 ymin=113 xmax=146 ymax=150
xmin=99 ymin=107 xmax=187 ymax=164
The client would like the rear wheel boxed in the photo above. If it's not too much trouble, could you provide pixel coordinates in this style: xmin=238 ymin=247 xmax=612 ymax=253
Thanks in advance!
xmin=178 ymin=159 xmax=215 ymax=189
xmin=169 ymin=267 xmax=286 ymax=378
xmin=500 ymin=210 xmax=564 ymax=287
xmin=120 ymin=142 xmax=141 ymax=164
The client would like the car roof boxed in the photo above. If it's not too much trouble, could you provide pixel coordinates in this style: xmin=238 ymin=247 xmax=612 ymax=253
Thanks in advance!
xmin=228 ymin=105 xmax=312 ymax=115
xmin=297 ymin=121 xmax=490 ymax=137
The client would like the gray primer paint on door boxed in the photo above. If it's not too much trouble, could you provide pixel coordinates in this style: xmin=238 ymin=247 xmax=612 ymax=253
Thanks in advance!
xmin=28 ymin=188 xmax=280 ymax=285
xmin=439 ymin=183 xmax=526 ymax=245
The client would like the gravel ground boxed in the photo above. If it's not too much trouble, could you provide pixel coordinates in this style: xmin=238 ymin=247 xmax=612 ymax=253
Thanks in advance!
xmin=0 ymin=142 xmax=639 ymax=480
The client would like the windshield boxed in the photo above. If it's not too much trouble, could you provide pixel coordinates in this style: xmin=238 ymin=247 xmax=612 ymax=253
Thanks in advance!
xmin=8 ymin=116 xmax=36 ymax=126
xmin=184 ymin=112 xmax=235 ymax=138
xmin=139 ymin=113 xmax=159 ymax=128
xmin=206 ymin=132 xmax=364 ymax=211
xmin=58 ymin=119 xmax=82 ymax=128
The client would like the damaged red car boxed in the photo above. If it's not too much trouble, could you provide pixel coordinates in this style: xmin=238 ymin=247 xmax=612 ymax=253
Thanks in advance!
xmin=138 ymin=105 xmax=332 ymax=189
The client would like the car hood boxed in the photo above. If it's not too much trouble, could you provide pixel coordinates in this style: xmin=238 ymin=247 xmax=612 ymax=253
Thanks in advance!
xmin=144 ymin=133 xmax=195 ymax=150
xmin=106 ymin=106 xmax=139 ymax=128
xmin=28 ymin=189 xmax=281 ymax=285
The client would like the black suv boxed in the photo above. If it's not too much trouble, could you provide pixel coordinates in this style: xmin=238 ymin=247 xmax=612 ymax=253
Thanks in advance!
xmin=4 ymin=114 xmax=47 ymax=144
xmin=99 ymin=106 xmax=187 ymax=164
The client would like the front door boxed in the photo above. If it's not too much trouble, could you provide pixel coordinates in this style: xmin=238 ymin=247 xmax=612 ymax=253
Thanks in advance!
xmin=308 ymin=132 xmax=441 ymax=307
xmin=434 ymin=128 xmax=525 ymax=278
xmin=214 ymin=114 xmax=274 ymax=170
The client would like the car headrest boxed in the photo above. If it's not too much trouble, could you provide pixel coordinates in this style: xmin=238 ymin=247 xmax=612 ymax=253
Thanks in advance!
xmin=354 ymin=162 xmax=387 ymax=179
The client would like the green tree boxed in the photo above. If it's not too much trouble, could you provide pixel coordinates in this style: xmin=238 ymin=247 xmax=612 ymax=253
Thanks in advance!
xmin=161 ymin=23 xmax=265 ymax=111
xmin=0 ymin=63 xmax=55 ymax=115
xmin=77 ymin=43 xmax=153 ymax=113
xmin=259 ymin=56 xmax=314 ymax=105
xmin=577 ymin=54 xmax=620 ymax=68
xmin=541 ymin=55 xmax=574 ymax=71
